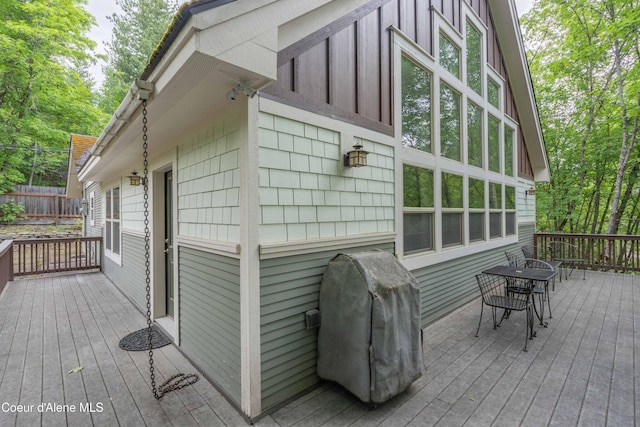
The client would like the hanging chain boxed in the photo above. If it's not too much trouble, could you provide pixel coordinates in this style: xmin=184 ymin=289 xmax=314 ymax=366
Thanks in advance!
xmin=142 ymin=99 xmax=199 ymax=400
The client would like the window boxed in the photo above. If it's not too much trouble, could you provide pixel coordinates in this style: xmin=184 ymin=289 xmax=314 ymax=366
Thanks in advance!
xmin=489 ymin=182 xmax=502 ymax=238
xmin=442 ymin=173 xmax=463 ymax=247
xmin=488 ymin=78 xmax=500 ymax=109
xmin=488 ymin=115 xmax=501 ymax=173
xmin=105 ymin=186 xmax=120 ymax=255
xmin=505 ymin=185 xmax=516 ymax=235
xmin=440 ymin=83 xmax=461 ymax=161
xmin=469 ymin=178 xmax=485 ymax=242
xmin=402 ymin=56 xmax=432 ymax=153
xmin=466 ymin=22 xmax=482 ymax=95
xmin=404 ymin=165 xmax=434 ymax=254
xmin=439 ymin=32 xmax=460 ymax=78
xmin=89 ymin=191 xmax=95 ymax=226
xmin=504 ymin=125 xmax=514 ymax=177
xmin=467 ymin=102 xmax=483 ymax=168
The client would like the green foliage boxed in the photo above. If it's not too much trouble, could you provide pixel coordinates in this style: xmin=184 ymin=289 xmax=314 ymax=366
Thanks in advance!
xmin=522 ymin=0 xmax=640 ymax=234
xmin=0 ymin=0 xmax=109 ymax=193
xmin=0 ymin=200 xmax=26 ymax=224
xmin=99 ymin=0 xmax=177 ymax=114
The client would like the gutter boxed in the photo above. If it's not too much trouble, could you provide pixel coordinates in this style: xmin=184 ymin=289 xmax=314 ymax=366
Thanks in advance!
xmin=78 ymin=80 xmax=154 ymax=180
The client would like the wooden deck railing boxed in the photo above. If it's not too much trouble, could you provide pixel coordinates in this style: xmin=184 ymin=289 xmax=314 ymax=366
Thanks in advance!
xmin=535 ymin=233 xmax=640 ymax=273
xmin=0 ymin=240 xmax=14 ymax=293
xmin=13 ymin=237 xmax=102 ymax=277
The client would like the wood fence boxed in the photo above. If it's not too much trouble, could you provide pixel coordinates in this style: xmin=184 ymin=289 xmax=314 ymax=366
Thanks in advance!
xmin=0 ymin=185 xmax=82 ymax=223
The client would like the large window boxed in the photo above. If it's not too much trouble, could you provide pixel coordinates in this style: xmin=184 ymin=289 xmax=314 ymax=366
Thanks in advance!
xmin=469 ymin=178 xmax=485 ymax=242
xmin=440 ymin=83 xmax=461 ymax=161
xmin=439 ymin=32 xmax=460 ymax=78
xmin=488 ymin=115 xmax=501 ymax=173
xmin=467 ymin=102 xmax=483 ymax=168
xmin=402 ymin=56 xmax=432 ymax=153
xmin=489 ymin=182 xmax=502 ymax=238
xmin=506 ymin=185 xmax=516 ymax=235
xmin=488 ymin=78 xmax=500 ymax=109
xmin=442 ymin=173 xmax=463 ymax=247
xmin=403 ymin=165 xmax=434 ymax=254
xmin=466 ymin=22 xmax=482 ymax=95
xmin=106 ymin=186 xmax=120 ymax=255
xmin=505 ymin=125 xmax=514 ymax=177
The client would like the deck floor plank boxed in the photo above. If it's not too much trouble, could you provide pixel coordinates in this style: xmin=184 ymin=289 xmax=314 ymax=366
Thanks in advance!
xmin=0 ymin=269 xmax=638 ymax=426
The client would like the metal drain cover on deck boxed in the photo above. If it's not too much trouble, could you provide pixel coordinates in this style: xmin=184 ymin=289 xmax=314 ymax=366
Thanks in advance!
xmin=118 ymin=326 xmax=171 ymax=351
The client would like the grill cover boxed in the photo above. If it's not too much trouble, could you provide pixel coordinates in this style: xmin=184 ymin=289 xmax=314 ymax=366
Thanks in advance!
xmin=317 ymin=250 xmax=422 ymax=404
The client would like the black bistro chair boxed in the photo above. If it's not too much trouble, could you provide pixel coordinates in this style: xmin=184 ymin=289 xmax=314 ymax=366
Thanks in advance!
xmin=522 ymin=245 xmax=562 ymax=288
xmin=475 ymin=274 xmax=534 ymax=351
xmin=505 ymin=251 xmax=554 ymax=326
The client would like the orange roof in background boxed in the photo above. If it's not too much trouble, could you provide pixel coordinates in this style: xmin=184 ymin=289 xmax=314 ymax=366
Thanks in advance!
xmin=69 ymin=134 xmax=96 ymax=173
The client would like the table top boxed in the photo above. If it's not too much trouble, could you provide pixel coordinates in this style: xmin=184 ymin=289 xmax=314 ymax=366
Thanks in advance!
xmin=482 ymin=265 xmax=558 ymax=281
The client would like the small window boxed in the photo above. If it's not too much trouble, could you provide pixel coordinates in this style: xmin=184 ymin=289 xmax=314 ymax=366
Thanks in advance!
xmin=442 ymin=173 xmax=463 ymax=247
xmin=488 ymin=78 xmax=500 ymax=109
xmin=89 ymin=191 xmax=95 ymax=226
xmin=403 ymin=165 xmax=434 ymax=254
xmin=488 ymin=115 xmax=501 ymax=173
xmin=105 ymin=186 xmax=121 ymax=255
xmin=467 ymin=102 xmax=483 ymax=168
xmin=440 ymin=83 xmax=461 ymax=161
xmin=466 ymin=22 xmax=482 ymax=95
xmin=402 ymin=56 xmax=432 ymax=153
xmin=439 ymin=32 xmax=460 ymax=78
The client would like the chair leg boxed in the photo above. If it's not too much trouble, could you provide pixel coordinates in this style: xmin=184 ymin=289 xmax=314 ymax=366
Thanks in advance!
xmin=475 ymin=302 xmax=484 ymax=337
xmin=546 ymin=282 xmax=552 ymax=319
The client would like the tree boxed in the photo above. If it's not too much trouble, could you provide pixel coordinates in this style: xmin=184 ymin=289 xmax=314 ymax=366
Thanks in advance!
xmin=99 ymin=0 xmax=177 ymax=114
xmin=522 ymin=0 xmax=640 ymax=235
xmin=0 ymin=0 xmax=108 ymax=192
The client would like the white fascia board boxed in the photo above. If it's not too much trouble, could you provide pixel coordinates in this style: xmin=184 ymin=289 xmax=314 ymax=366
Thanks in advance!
xmin=488 ymin=0 xmax=550 ymax=182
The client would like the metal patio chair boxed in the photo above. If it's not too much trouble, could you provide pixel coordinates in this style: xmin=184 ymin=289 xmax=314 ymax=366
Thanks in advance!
xmin=522 ymin=245 xmax=562 ymax=288
xmin=475 ymin=273 xmax=534 ymax=351
xmin=548 ymin=241 xmax=586 ymax=280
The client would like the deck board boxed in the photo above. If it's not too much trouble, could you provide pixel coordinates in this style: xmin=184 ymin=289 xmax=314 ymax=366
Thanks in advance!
xmin=0 ymin=270 xmax=639 ymax=426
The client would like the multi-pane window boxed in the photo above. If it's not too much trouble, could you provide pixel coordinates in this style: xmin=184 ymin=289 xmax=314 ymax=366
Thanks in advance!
xmin=469 ymin=178 xmax=485 ymax=242
xmin=403 ymin=165 xmax=434 ymax=254
xmin=402 ymin=56 xmax=432 ymax=153
xmin=442 ymin=173 xmax=463 ymax=247
xmin=488 ymin=78 xmax=500 ymax=109
xmin=467 ymin=102 xmax=483 ymax=168
xmin=106 ymin=186 xmax=120 ymax=255
xmin=488 ymin=115 xmax=500 ymax=173
xmin=440 ymin=83 xmax=461 ymax=161
xmin=489 ymin=182 xmax=502 ymax=238
xmin=439 ymin=32 xmax=460 ymax=78
xmin=466 ymin=22 xmax=482 ymax=95
xmin=504 ymin=125 xmax=514 ymax=177
xmin=505 ymin=185 xmax=516 ymax=235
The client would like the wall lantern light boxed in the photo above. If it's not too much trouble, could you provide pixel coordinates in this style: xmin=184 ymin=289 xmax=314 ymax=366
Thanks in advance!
xmin=344 ymin=143 xmax=369 ymax=167
xmin=128 ymin=171 xmax=143 ymax=186
xmin=80 ymin=199 xmax=88 ymax=216
xmin=525 ymin=187 xmax=536 ymax=197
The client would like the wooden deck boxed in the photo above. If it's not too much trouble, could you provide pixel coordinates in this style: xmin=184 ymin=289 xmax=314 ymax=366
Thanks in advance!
xmin=0 ymin=270 xmax=638 ymax=426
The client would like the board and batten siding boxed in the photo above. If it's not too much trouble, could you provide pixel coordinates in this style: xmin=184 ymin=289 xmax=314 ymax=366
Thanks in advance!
xmin=260 ymin=242 xmax=394 ymax=411
xmin=258 ymin=111 xmax=395 ymax=244
xmin=178 ymin=246 xmax=242 ymax=405
xmin=102 ymin=232 xmax=146 ymax=311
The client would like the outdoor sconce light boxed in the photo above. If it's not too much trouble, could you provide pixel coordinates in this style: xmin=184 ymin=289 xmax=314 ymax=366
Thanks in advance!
xmin=128 ymin=171 xmax=143 ymax=186
xmin=344 ymin=143 xmax=369 ymax=167
xmin=525 ymin=187 xmax=536 ymax=197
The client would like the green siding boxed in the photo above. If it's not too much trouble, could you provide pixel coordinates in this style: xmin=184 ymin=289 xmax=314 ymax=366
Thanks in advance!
xmin=519 ymin=223 xmax=536 ymax=247
xmin=103 ymin=233 xmax=146 ymax=311
xmin=178 ymin=246 xmax=241 ymax=405
xmin=259 ymin=243 xmax=394 ymax=411
xmin=413 ymin=242 xmax=521 ymax=326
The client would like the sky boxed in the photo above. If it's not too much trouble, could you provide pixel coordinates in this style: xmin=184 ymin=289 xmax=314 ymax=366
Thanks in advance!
xmin=84 ymin=0 xmax=534 ymax=88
